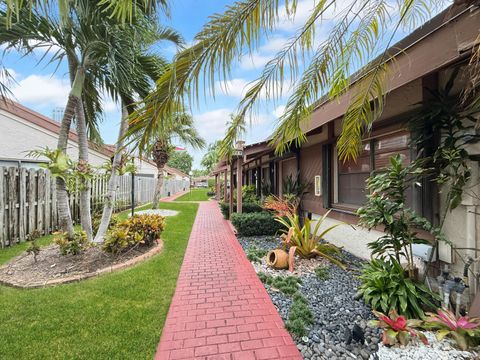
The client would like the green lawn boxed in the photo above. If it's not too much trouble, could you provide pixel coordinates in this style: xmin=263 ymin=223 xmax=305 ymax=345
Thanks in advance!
xmin=174 ymin=188 xmax=211 ymax=201
xmin=0 ymin=201 xmax=198 ymax=360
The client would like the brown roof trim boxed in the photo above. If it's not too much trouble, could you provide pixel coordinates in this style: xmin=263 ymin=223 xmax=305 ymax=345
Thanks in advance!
xmin=0 ymin=99 xmax=114 ymax=158
xmin=0 ymin=99 xmax=190 ymax=177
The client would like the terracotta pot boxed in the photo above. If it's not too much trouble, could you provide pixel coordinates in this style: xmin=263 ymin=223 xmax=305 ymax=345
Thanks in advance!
xmin=267 ymin=249 xmax=289 ymax=269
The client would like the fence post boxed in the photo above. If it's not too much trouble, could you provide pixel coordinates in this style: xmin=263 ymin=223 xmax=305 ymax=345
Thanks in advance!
xmin=0 ymin=167 xmax=4 ymax=248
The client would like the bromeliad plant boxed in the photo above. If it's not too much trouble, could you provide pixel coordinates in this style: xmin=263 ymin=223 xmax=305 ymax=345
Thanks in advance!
xmin=369 ymin=309 xmax=427 ymax=346
xmin=276 ymin=210 xmax=345 ymax=269
xmin=424 ymin=309 xmax=480 ymax=350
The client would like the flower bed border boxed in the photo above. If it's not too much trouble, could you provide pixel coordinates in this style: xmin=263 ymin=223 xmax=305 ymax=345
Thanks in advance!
xmin=0 ymin=239 xmax=164 ymax=289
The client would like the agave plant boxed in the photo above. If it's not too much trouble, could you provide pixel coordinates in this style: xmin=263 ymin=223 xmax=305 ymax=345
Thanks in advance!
xmin=275 ymin=210 xmax=345 ymax=269
xmin=369 ymin=309 xmax=427 ymax=346
xmin=424 ymin=309 xmax=480 ymax=350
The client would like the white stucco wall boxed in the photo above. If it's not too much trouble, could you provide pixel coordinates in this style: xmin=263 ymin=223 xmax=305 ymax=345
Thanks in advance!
xmin=0 ymin=108 xmax=109 ymax=167
xmin=309 ymin=213 xmax=381 ymax=260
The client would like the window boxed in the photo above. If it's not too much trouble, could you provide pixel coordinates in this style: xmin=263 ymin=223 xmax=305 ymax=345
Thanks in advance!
xmin=335 ymin=131 xmax=412 ymax=208
xmin=337 ymin=143 xmax=371 ymax=206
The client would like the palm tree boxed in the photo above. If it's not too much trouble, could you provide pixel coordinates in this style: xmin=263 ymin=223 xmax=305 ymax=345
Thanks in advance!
xmin=0 ymin=2 xmax=175 ymax=239
xmin=94 ymin=29 xmax=182 ymax=243
xmin=131 ymin=0 xmax=479 ymax=162
xmin=129 ymin=113 xmax=205 ymax=209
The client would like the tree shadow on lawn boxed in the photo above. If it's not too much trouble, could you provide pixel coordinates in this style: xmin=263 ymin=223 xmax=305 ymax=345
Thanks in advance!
xmin=0 ymin=201 xmax=198 ymax=360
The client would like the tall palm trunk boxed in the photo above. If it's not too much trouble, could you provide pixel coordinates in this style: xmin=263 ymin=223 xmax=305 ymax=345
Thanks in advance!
xmin=56 ymin=66 xmax=85 ymax=238
xmin=94 ymin=104 xmax=129 ymax=243
xmin=151 ymin=141 xmax=169 ymax=209
xmin=152 ymin=165 xmax=165 ymax=209
xmin=75 ymin=100 xmax=93 ymax=241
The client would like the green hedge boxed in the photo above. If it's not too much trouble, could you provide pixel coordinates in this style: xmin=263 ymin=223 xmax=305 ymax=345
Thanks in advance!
xmin=230 ymin=212 xmax=284 ymax=236
xmin=219 ymin=202 xmax=263 ymax=219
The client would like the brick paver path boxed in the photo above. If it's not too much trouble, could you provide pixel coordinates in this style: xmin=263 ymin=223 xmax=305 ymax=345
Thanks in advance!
xmin=161 ymin=190 xmax=189 ymax=202
xmin=155 ymin=201 xmax=302 ymax=360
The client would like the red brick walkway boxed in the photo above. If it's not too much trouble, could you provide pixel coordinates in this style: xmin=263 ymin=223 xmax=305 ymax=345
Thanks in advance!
xmin=161 ymin=190 xmax=189 ymax=202
xmin=155 ymin=201 xmax=302 ymax=360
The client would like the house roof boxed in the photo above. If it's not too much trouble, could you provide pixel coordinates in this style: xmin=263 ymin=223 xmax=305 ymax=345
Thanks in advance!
xmin=212 ymin=2 xmax=479 ymax=172
xmin=0 ymin=99 xmax=189 ymax=177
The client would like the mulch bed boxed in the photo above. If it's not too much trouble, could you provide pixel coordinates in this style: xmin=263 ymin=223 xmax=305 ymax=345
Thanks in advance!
xmin=0 ymin=240 xmax=163 ymax=288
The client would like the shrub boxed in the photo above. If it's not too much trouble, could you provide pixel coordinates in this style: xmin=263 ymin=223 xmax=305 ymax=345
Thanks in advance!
xmin=54 ymin=230 xmax=90 ymax=255
xmin=219 ymin=202 xmax=263 ymax=219
xmin=358 ymin=258 xmax=439 ymax=319
xmin=103 ymin=214 xmax=165 ymax=254
xmin=206 ymin=191 xmax=216 ymax=197
xmin=286 ymin=293 xmax=314 ymax=337
xmin=26 ymin=229 xmax=42 ymax=262
xmin=258 ymin=272 xmax=302 ymax=295
xmin=231 ymin=212 xmax=284 ymax=236
xmin=246 ymin=247 xmax=267 ymax=263
xmin=241 ymin=185 xmax=258 ymax=203
xmin=314 ymin=265 xmax=330 ymax=280
xmin=357 ymin=154 xmax=443 ymax=278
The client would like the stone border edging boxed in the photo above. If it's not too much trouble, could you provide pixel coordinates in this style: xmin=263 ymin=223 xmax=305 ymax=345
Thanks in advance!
xmin=0 ymin=239 xmax=164 ymax=289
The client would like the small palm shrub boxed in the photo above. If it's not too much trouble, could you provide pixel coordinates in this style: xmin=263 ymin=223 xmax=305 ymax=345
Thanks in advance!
xmin=103 ymin=214 xmax=165 ymax=253
xmin=230 ymin=212 xmax=284 ymax=236
xmin=358 ymin=258 xmax=439 ymax=319
xmin=54 ymin=230 xmax=90 ymax=255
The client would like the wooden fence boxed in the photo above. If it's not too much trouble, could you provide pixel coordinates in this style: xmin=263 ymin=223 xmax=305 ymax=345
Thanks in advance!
xmin=0 ymin=167 xmax=189 ymax=247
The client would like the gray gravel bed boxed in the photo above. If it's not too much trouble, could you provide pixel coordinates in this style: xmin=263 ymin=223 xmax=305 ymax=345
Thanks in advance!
xmin=238 ymin=235 xmax=380 ymax=360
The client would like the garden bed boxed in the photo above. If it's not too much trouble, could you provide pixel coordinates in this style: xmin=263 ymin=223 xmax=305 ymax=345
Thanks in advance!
xmin=0 ymin=240 xmax=163 ymax=288
xmin=238 ymin=235 xmax=380 ymax=360
xmin=239 ymin=235 xmax=480 ymax=360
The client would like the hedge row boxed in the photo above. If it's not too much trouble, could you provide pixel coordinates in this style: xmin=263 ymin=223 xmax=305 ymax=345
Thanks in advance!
xmin=230 ymin=212 xmax=285 ymax=236
xmin=219 ymin=202 xmax=263 ymax=219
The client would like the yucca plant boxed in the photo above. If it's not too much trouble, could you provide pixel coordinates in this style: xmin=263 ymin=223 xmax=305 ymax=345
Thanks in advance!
xmin=369 ymin=309 xmax=427 ymax=346
xmin=275 ymin=210 xmax=345 ymax=268
xmin=424 ymin=308 xmax=480 ymax=350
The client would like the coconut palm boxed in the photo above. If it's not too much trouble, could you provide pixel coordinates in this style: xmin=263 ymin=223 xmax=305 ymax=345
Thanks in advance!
xmin=131 ymin=0 xmax=479 ymax=162
xmin=129 ymin=113 xmax=205 ymax=209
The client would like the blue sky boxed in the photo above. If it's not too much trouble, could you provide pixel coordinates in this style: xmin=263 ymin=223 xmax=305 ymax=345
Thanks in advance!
xmin=1 ymin=0 xmax=449 ymax=169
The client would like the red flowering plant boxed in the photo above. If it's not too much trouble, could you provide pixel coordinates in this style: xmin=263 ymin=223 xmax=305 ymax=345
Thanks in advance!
xmin=368 ymin=309 xmax=428 ymax=346
xmin=424 ymin=308 xmax=480 ymax=350
xmin=263 ymin=195 xmax=297 ymax=217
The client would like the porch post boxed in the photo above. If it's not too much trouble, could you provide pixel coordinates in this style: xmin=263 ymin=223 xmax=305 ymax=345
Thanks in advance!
xmin=215 ymin=174 xmax=219 ymax=200
xmin=236 ymin=157 xmax=243 ymax=214
xmin=235 ymin=141 xmax=245 ymax=214
xmin=229 ymin=163 xmax=234 ymax=216
xmin=278 ymin=161 xmax=283 ymax=198
xmin=223 ymin=169 xmax=228 ymax=202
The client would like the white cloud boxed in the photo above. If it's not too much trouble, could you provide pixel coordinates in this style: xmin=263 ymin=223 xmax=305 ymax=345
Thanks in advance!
xmin=215 ymin=78 xmax=251 ymax=98
xmin=193 ymin=108 xmax=232 ymax=141
xmin=239 ymin=53 xmax=273 ymax=71
xmin=277 ymin=0 xmax=317 ymax=32
xmin=10 ymin=73 xmax=70 ymax=107
xmin=272 ymin=105 xmax=286 ymax=118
